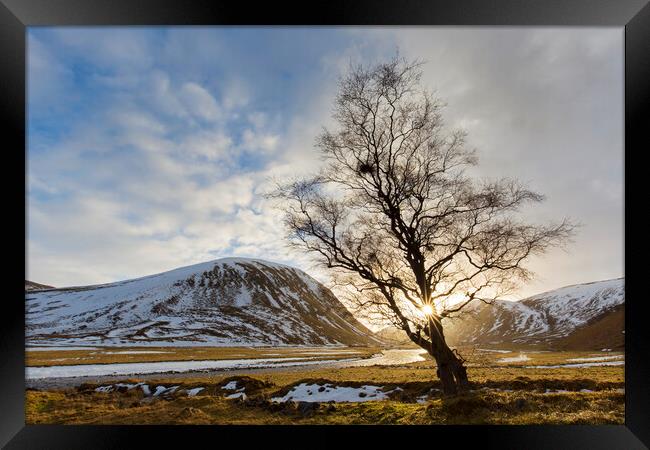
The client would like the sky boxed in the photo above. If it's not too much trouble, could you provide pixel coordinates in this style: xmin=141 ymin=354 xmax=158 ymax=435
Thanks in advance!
xmin=27 ymin=27 xmax=624 ymax=299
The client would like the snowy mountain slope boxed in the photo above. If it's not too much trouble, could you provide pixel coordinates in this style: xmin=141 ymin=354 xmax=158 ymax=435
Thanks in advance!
xmin=26 ymin=258 xmax=381 ymax=347
xmin=443 ymin=278 xmax=624 ymax=349
xmin=25 ymin=280 xmax=54 ymax=291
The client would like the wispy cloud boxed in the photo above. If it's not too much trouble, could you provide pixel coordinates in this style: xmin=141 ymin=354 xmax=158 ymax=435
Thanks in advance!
xmin=27 ymin=27 xmax=622 ymax=298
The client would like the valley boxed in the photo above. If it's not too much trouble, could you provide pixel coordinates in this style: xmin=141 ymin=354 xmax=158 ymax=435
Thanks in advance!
xmin=25 ymin=347 xmax=625 ymax=425
xmin=24 ymin=259 xmax=626 ymax=425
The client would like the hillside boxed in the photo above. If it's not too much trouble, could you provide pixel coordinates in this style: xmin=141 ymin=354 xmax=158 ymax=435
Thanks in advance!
xmin=374 ymin=278 xmax=624 ymax=351
xmin=26 ymin=280 xmax=54 ymax=291
xmin=443 ymin=278 xmax=624 ymax=350
xmin=26 ymin=258 xmax=381 ymax=347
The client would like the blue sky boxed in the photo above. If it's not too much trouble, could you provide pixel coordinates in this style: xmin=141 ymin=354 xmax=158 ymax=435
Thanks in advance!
xmin=27 ymin=27 xmax=623 ymax=298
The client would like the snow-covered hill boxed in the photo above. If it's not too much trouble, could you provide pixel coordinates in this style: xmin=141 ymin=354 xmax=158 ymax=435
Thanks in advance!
xmin=26 ymin=258 xmax=381 ymax=347
xmin=25 ymin=280 xmax=54 ymax=291
xmin=443 ymin=278 xmax=625 ymax=349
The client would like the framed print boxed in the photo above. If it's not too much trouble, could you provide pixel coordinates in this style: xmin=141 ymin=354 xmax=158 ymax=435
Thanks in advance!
xmin=1 ymin=0 xmax=648 ymax=448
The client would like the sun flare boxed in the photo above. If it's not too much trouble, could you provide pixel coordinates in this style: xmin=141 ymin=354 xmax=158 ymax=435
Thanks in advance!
xmin=421 ymin=304 xmax=434 ymax=316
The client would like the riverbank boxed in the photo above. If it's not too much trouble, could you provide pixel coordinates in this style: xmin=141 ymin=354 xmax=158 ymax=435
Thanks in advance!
xmin=26 ymin=352 xmax=625 ymax=424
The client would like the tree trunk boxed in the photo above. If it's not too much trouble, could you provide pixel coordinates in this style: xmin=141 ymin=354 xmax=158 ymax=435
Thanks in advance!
xmin=425 ymin=318 xmax=469 ymax=396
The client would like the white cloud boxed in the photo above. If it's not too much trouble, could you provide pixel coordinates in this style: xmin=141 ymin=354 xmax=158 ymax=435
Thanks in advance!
xmin=179 ymin=82 xmax=221 ymax=121
xmin=181 ymin=129 xmax=234 ymax=161
xmin=27 ymin=28 xmax=623 ymax=299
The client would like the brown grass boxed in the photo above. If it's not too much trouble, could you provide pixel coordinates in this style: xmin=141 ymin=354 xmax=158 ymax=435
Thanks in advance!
xmin=26 ymin=346 xmax=380 ymax=367
xmin=25 ymin=388 xmax=624 ymax=425
xmin=25 ymin=349 xmax=625 ymax=425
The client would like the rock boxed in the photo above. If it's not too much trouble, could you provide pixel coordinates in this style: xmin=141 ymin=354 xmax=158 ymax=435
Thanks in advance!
xmin=178 ymin=407 xmax=202 ymax=418
xmin=295 ymin=401 xmax=320 ymax=416
xmin=318 ymin=386 xmax=326 ymax=392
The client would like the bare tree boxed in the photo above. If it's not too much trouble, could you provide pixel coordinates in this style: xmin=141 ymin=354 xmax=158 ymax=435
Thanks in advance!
xmin=271 ymin=57 xmax=575 ymax=395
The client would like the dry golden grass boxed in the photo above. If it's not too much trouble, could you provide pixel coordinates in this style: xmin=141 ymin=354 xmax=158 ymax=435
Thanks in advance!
xmin=25 ymin=349 xmax=625 ymax=425
xmin=26 ymin=346 xmax=380 ymax=366
xmin=25 ymin=388 xmax=624 ymax=425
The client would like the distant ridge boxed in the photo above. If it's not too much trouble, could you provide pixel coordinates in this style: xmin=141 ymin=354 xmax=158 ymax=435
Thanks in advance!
xmin=375 ymin=278 xmax=624 ymax=351
xmin=25 ymin=280 xmax=54 ymax=291
xmin=444 ymin=278 xmax=624 ymax=350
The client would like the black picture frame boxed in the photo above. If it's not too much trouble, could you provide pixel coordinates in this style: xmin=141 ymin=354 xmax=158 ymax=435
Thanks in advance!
xmin=2 ymin=0 xmax=647 ymax=448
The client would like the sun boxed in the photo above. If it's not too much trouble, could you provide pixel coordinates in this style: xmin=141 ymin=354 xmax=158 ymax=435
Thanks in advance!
xmin=421 ymin=304 xmax=434 ymax=316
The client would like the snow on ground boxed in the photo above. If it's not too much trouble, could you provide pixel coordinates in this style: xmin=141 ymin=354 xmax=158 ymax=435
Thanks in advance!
xmin=524 ymin=360 xmax=624 ymax=369
xmin=498 ymin=353 xmax=531 ymax=363
xmin=285 ymin=351 xmax=366 ymax=356
xmin=27 ymin=347 xmax=99 ymax=352
xmin=25 ymin=356 xmax=362 ymax=379
xmin=25 ymin=349 xmax=441 ymax=380
xmin=221 ymin=381 xmax=239 ymax=390
xmin=25 ymin=257 xmax=381 ymax=349
xmin=477 ymin=349 xmax=512 ymax=354
xmin=94 ymin=382 xmax=144 ymax=393
xmin=338 ymin=349 xmax=427 ymax=367
xmin=95 ymin=385 xmax=114 ymax=393
xmin=186 ymin=387 xmax=204 ymax=397
xmin=94 ymin=383 xmax=204 ymax=397
xmin=226 ymin=392 xmax=247 ymax=400
xmin=271 ymin=383 xmax=401 ymax=403
xmin=566 ymin=355 xmax=624 ymax=362
xmin=154 ymin=385 xmax=180 ymax=396
xmin=98 ymin=351 xmax=171 ymax=355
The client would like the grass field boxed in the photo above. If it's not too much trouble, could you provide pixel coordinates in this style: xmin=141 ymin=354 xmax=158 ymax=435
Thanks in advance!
xmin=26 ymin=346 xmax=379 ymax=367
xmin=25 ymin=348 xmax=624 ymax=425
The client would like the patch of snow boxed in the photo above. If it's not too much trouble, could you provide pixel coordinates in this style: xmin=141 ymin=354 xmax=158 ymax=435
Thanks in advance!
xmin=95 ymin=385 xmax=113 ymax=393
xmin=153 ymin=386 xmax=167 ymax=396
xmin=544 ymin=389 xmax=569 ymax=394
xmin=153 ymin=385 xmax=179 ymax=397
xmin=271 ymin=383 xmax=397 ymax=403
xmin=498 ymin=353 xmax=530 ymax=363
xmin=101 ymin=351 xmax=171 ymax=354
xmin=27 ymin=346 xmax=99 ymax=352
xmin=115 ymin=382 xmax=144 ymax=390
xmin=25 ymin=356 xmax=362 ymax=379
xmin=566 ymin=355 xmax=624 ymax=362
xmin=186 ymin=387 xmax=204 ymax=397
xmin=221 ymin=381 xmax=239 ymax=390
xmin=226 ymin=392 xmax=247 ymax=400
xmin=337 ymin=349 xmax=427 ymax=367
xmin=524 ymin=361 xmax=624 ymax=369
xmin=477 ymin=348 xmax=512 ymax=354
xmin=234 ymin=287 xmax=253 ymax=307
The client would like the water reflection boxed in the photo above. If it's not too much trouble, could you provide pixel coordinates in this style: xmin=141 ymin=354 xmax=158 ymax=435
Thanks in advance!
xmin=333 ymin=349 xmax=428 ymax=368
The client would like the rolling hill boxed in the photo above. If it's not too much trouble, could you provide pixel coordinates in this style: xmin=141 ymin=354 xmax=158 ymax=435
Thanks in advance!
xmin=376 ymin=278 xmax=625 ymax=351
xmin=25 ymin=280 xmax=54 ymax=291
xmin=25 ymin=258 xmax=381 ymax=347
